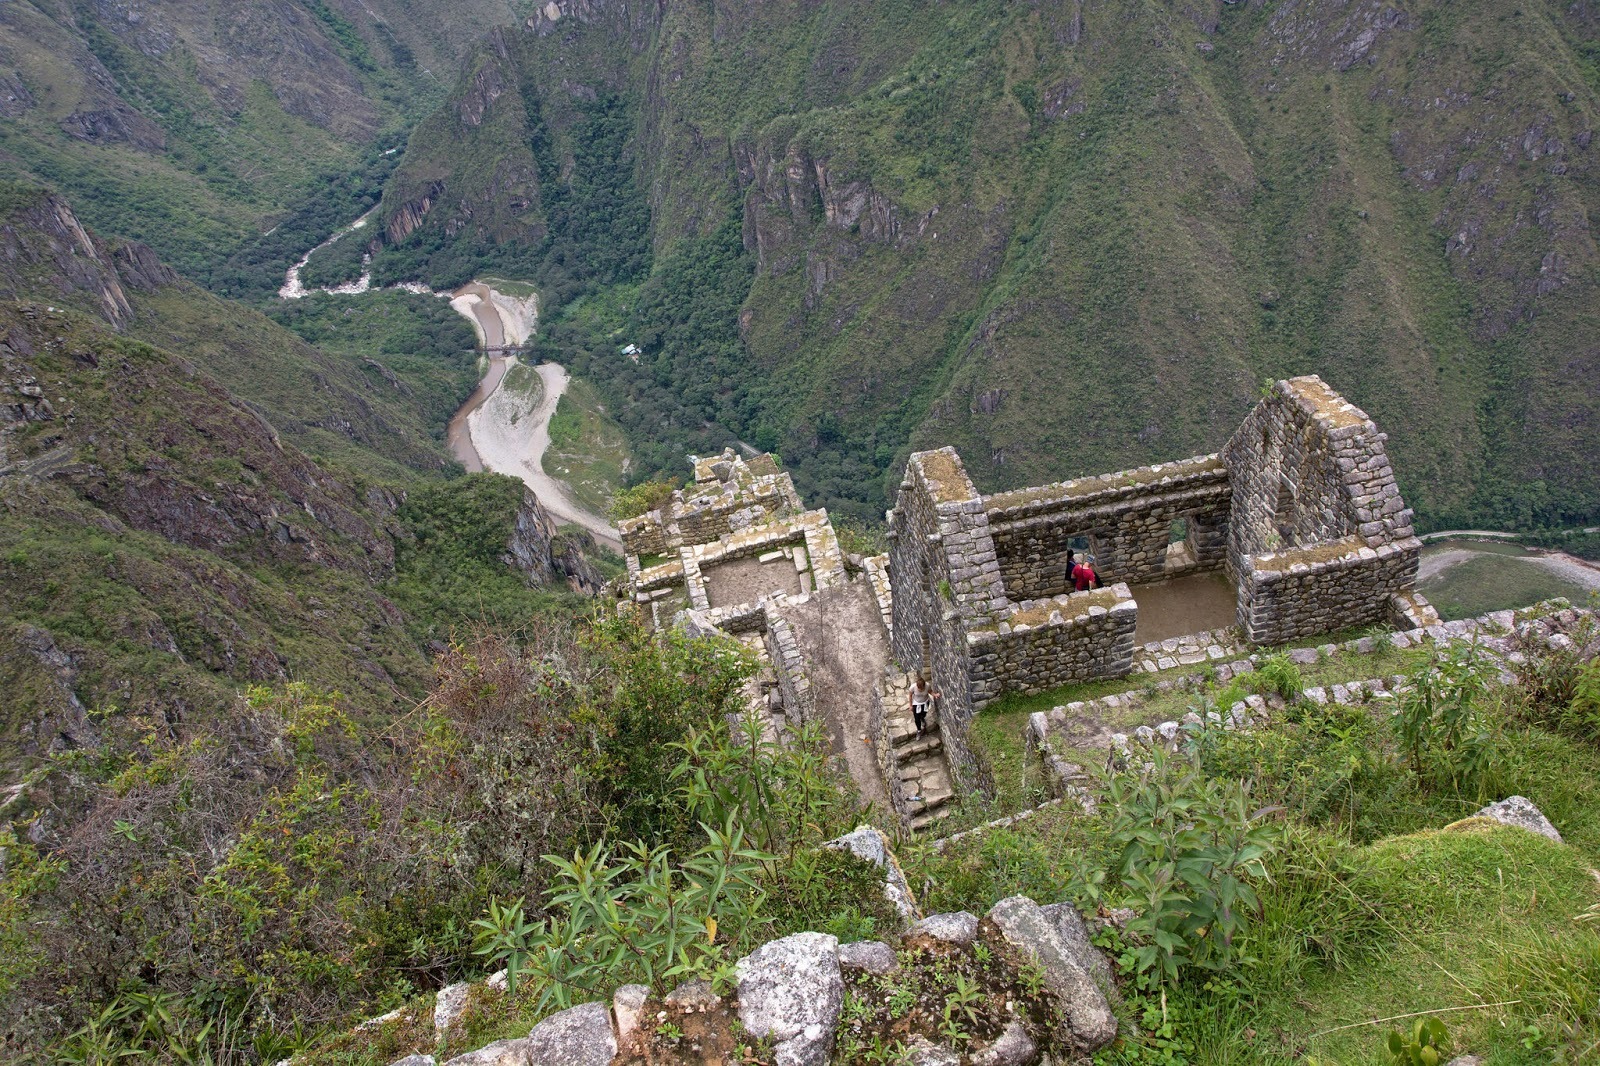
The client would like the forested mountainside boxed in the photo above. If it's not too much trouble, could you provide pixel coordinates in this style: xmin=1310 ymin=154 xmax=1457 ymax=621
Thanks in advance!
xmin=0 ymin=0 xmax=523 ymax=287
xmin=373 ymin=0 xmax=1599 ymax=531
xmin=0 ymin=185 xmax=597 ymax=776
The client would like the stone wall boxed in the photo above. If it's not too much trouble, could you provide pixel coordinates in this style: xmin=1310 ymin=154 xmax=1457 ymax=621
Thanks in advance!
xmin=887 ymin=448 xmax=1007 ymax=783
xmin=967 ymin=585 xmax=1139 ymax=704
xmin=1237 ymin=536 xmax=1420 ymax=645
xmin=984 ymin=455 xmax=1230 ymax=599
xmin=618 ymin=449 xmax=803 ymax=559
xmin=1221 ymin=376 xmax=1422 ymax=644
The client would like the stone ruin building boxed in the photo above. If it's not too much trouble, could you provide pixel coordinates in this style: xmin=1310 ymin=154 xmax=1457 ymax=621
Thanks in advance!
xmin=619 ymin=376 xmax=1435 ymax=832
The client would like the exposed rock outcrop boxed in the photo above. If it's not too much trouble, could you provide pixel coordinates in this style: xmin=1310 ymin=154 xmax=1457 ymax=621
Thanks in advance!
xmin=1468 ymin=796 xmax=1563 ymax=844
xmin=735 ymin=932 xmax=844 ymax=1066
xmin=524 ymin=1001 xmax=617 ymax=1066
xmin=502 ymin=488 xmax=603 ymax=593
xmin=988 ymin=895 xmax=1117 ymax=1052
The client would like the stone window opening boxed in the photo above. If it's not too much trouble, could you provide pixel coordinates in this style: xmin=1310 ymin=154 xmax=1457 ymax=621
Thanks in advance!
xmin=1164 ymin=516 xmax=1196 ymax=572
xmin=1274 ymin=473 xmax=1296 ymax=547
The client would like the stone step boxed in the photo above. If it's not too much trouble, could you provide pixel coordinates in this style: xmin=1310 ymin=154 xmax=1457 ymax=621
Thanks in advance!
xmin=890 ymin=719 xmax=942 ymax=747
xmin=893 ymin=734 xmax=944 ymax=761
xmin=909 ymin=807 xmax=954 ymax=833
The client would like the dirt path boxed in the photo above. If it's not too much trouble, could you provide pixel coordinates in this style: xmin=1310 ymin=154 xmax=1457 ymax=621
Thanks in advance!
xmin=466 ymin=361 xmax=622 ymax=552
xmin=777 ymin=583 xmax=894 ymax=819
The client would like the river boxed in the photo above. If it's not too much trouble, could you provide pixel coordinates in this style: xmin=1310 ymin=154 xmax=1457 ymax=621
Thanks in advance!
xmin=278 ymin=225 xmax=622 ymax=552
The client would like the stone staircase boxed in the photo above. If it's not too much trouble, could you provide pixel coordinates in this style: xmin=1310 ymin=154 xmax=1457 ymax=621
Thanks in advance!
xmin=877 ymin=669 xmax=956 ymax=833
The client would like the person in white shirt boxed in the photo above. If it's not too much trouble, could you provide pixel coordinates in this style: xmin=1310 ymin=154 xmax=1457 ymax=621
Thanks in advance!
xmin=909 ymin=673 xmax=941 ymax=736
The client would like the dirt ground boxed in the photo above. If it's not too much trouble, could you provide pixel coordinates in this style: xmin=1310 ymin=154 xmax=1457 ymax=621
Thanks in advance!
xmin=702 ymin=555 xmax=801 ymax=608
xmin=777 ymin=582 xmax=894 ymax=819
xmin=1131 ymin=572 xmax=1238 ymax=644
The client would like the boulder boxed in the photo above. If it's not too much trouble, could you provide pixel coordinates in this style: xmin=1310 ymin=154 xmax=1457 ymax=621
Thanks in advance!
xmin=988 ymin=896 xmax=1116 ymax=1051
xmin=391 ymin=1057 xmax=436 ymax=1066
xmin=826 ymin=825 xmax=919 ymax=924
xmin=1471 ymin=796 xmax=1562 ymax=843
xmin=1039 ymin=902 xmax=1114 ymax=992
xmin=434 ymin=982 xmax=470 ymax=1036
xmin=613 ymin=984 xmax=649 ymax=1042
xmin=442 ymin=1040 xmax=527 ymax=1066
xmin=971 ymin=1020 xmax=1038 ymax=1066
xmin=524 ymin=1002 xmax=617 ymax=1066
xmin=664 ymin=978 xmax=721 ymax=1012
xmin=839 ymin=940 xmax=898 ymax=974
xmin=907 ymin=911 xmax=979 ymax=947
xmin=735 ymin=932 xmax=843 ymax=1066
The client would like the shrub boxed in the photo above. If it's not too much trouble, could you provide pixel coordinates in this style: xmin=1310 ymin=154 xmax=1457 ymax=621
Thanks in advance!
xmin=609 ymin=477 xmax=678 ymax=520
xmin=1393 ymin=641 xmax=1496 ymax=796
xmin=1098 ymin=747 xmax=1283 ymax=988
xmin=1250 ymin=652 xmax=1305 ymax=702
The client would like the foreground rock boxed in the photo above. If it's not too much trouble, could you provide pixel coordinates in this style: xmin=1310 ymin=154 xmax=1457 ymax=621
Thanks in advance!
xmin=988 ymin=896 xmax=1117 ymax=1051
xmin=1040 ymin=901 xmax=1115 ymax=992
xmin=524 ymin=1002 xmax=616 ymax=1066
xmin=907 ymin=910 xmax=979 ymax=947
xmin=1471 ymin=796 xmax=1563 ymax=843
xmin=736 ymin=932 xmax=843 ymax=1066
xmin=441 ymin=1039 xmax=526 ymax=1066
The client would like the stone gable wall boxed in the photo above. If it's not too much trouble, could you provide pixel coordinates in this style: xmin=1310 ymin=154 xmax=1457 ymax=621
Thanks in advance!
xmin=983 ymin=456 xmax=1230 ymax=599
xmin=1221 ymin=376 xmax=1422 ymax=643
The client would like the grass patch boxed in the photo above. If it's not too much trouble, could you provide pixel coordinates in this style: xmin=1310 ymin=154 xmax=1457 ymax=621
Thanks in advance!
xmin=1422 ymin=555 xmax=1595 ymax=621
xmin=541 ymin=377 xmax=632 ymax=517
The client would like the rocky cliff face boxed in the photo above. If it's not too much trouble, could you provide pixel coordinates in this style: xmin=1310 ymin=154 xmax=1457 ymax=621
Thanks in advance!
xmin=380 ymin=27 xmax=550 ymax=250
xmin=380 ymin=0 xmax=1600 ymax=532
xmin=503 ymin=488 xmax=604 ymax=594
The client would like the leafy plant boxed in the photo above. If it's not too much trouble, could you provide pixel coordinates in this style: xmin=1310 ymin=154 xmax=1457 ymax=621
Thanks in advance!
xmin=1394 ymin=641 xmax=1495 ymax=795
xmin=1385 ymin=1017 xmax=1450 ymax=1066
xmin=472 ymin=897 xmax=536 ymax=995
xmin=1251 ymin=653 xmax=1304 ymax=702
xmin=1100 ymin=746 xmax=1283 ymax=988
xmin=511 ymin=818 xmax=774 ymax=1010
xmin=610 ymin=477 xmax=679 ymax=520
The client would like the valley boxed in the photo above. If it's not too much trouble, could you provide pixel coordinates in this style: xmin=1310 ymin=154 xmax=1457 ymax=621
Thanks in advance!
xmin=2 ymin=0 xmax=1600 ymax=1063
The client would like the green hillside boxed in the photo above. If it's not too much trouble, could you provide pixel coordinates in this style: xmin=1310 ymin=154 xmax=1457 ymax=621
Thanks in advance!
xmin=376 ymin=0 xmax=1599 ymax=530
xmin=0 ymin=0 xmax=522 ymax=288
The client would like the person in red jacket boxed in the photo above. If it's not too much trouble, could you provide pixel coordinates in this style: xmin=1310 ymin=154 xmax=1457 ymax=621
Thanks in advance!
xmin=1072 ymin=556 xmax=1101 ymax=592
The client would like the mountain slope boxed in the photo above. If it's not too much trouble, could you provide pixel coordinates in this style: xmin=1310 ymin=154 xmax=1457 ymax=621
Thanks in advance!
xmin=377 ymin=0 xmax=1599 ymax=530
xmin=0 ymin=186 xmax=587 ymax=773
xmin=0 ymin=0 xmax=523 ymax=279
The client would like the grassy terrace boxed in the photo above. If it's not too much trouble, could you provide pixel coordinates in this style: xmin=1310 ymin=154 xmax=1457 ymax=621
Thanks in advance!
xmin=963 ymin=626 xmax=1441 ymax=826
xmin=904 ymin=609 xmax=1600 ymax=1064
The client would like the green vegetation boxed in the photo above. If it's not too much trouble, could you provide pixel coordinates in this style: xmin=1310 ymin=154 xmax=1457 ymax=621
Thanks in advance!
xmin=381 ymin=0 xmax=1598 ymax=531
xmin=541 ymin=378 xmax=632 ymax=517
xmin=298 ymin=229 xmax=372 ymax=290
xmin=12 ymin=621 xmax=893 ymax=1061
xmin=1422 ymin=555 xmax=1596 ymax=620
xmin=388 ymin=474 xmax=586 ymax=640
xmin=909 ymin=631 xmax=1600 ymax=1063
xmin=610 ymin=477 xmax=679 ymax=521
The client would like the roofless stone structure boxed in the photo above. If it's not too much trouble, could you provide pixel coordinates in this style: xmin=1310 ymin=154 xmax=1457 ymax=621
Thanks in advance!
xmin=886 ymin=376 xmax=1434 ymax=783
xmin=619 ymin=376 xmax=1436 ymax=829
